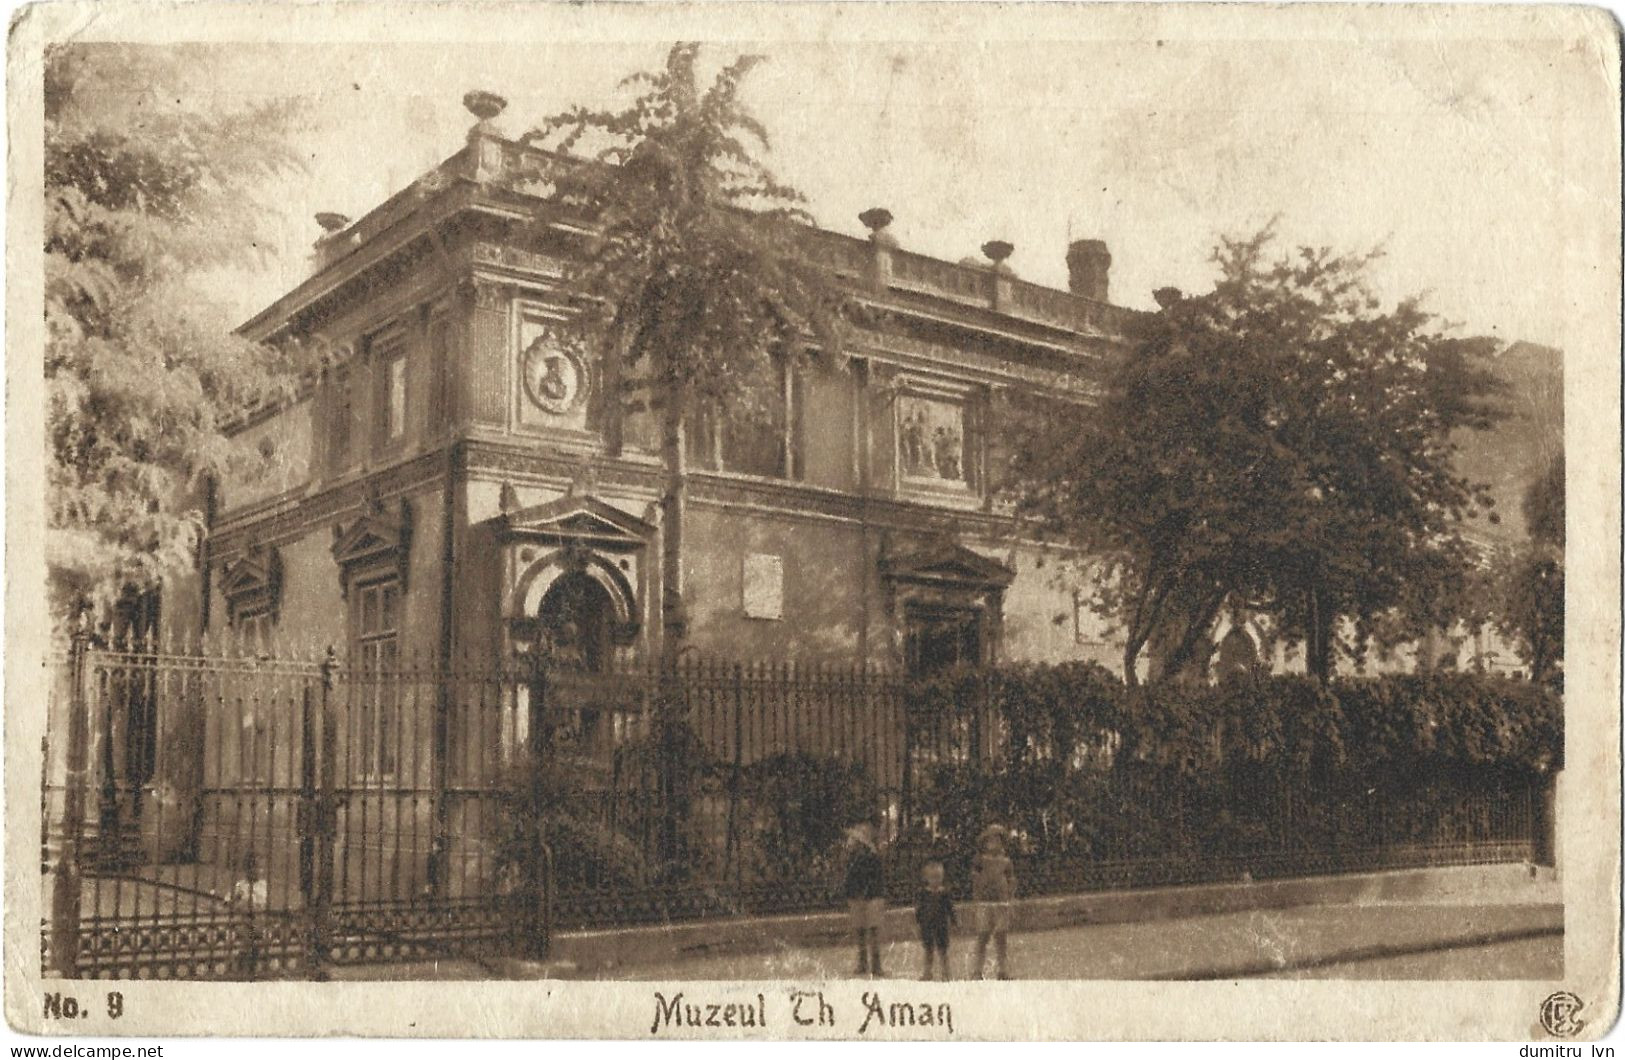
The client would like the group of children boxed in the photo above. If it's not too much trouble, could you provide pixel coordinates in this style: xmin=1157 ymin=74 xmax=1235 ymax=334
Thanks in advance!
xmin=842 ymin=818 xmax=1018 ymax=981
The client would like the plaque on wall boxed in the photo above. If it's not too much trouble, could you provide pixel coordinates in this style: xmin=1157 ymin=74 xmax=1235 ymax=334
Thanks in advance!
xmin=742 ymin=552 xmax=784 ymax=620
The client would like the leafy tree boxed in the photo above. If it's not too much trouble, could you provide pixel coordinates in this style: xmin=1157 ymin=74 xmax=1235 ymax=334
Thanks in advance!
xmin=1523 ymin=449 xmax=1565 ymax=551
xmin=1493 ymin=452 xmax=1564 ymax=687
xmin=739 ymin=751 xmax=879 ymax=876
xmin=45 ymin=45 xmax=301 ymax=624
xmin=514 ymin=43 xmax=848 ymax=661
xmin=1008 ymin=227 xmax=1506 ymax=683
xmin=904 ymin=662 xmax=1558 ymax=866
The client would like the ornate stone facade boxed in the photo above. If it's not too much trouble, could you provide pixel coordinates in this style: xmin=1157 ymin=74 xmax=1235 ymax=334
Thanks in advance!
xmin=201 ymin=115 xmax=1135 ymax=680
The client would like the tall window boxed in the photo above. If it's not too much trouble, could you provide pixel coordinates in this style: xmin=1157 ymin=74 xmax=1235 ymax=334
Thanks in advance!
xmin=686 ymin=363 xmax=801 ymax=479
xmin=352 ymin=578 xmax=399 ymax=777
xmin=388 ymin=356 xmax=407 ymax=439
xmin=427 ymin=314 xmax=450 ymax=432
xmin=328 ymin=365 xmax=353 ymax=474
xmin=372 ymin=330 xmax=407 ymax=452
xmin=236 ymin=606 xmax=274 ymax=651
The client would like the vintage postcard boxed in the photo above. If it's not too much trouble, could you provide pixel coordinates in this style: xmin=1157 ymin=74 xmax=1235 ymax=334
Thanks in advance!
xmin=5 ymin=0 xmax=1620 ymax=1042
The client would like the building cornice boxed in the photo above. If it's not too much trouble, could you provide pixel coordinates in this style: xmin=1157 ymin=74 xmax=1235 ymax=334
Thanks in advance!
xmin=459 ymin=437 xmax=1019 ymax=538
xmin=208 ymin=435 xmax=1040 ymax=564
xmin=208 ymin=448 xmax=450 ymax=562
xmin=240 ymin=139 xmax=1141 ymax=365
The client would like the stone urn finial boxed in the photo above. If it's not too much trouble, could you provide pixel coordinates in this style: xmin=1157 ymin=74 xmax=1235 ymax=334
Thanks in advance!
xmin=859 ymin=207 xmax=894 ymax=234
xmin=981 ymin=240 xmax=1015 ymax=266
xmin=315 ymin=212 xmax=350 ymax=235
xmin=463 ymin=90 xmax=508 ymax=123
xmin=859 ymin=207 xmax=897 ymax=251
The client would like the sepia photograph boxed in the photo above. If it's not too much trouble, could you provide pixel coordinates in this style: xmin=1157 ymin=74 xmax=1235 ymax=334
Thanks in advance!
xmin=6 ymin=1 xmax=1620 ymax=1041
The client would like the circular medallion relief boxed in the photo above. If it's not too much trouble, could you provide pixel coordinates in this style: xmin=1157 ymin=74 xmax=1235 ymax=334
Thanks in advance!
xmin=521 ymin=335 xmax=589 ymax=415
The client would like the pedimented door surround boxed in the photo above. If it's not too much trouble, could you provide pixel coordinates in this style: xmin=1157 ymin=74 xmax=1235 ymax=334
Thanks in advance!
xmin=493 ymin=491 xmax=654 ymax=653
xmin=879 ymin=532 xmax=1015 ymax=671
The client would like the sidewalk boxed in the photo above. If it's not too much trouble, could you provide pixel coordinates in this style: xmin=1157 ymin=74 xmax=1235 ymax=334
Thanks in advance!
xmin=574 ymin=900 xmax=1562 ymax=981
xmin=326 ymin=861 xmax=1559 ymax=981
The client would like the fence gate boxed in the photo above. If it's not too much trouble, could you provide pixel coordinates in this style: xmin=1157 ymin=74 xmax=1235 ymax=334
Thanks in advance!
xmin=42 ymin=636 xmax=547 ymax=980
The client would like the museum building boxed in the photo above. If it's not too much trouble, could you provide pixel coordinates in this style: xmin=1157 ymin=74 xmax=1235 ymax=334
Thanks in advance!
xmin=192 ymin=92 xmax=1139 ymax=683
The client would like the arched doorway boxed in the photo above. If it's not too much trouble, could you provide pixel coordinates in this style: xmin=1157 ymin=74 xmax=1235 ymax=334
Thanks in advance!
xmin=532 ymin=569 xmax=620 ymax=772
xmin=535 ymin=570 xmax=614 ymax=673
xmin=1213 ymin=626 xmax=1262 ymax=682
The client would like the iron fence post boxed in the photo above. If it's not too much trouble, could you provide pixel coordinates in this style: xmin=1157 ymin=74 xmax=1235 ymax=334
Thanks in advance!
xmin=898 ymin=677 xmax=913 ymax=834
xmin=527 ymin=658 xmax=550 ymax=959
xmin=304 ymin=647 xmax=337 ymax=981
xmin=728 ymin=663 xmax=743 ymax=897
xmin=298 ymin=672 xmax=317 ymax=976
xmin=48 ymin=623 xmax=92 ymax=978
xmin=96 ymin=644 xmax=120 ymax=869
xmin=973 ymin=671 xmax=986 ymax=765
xmin=1532 ymin=772 xmax=1554 ymax=866
xmin=538 ymin=839 xmax=554 ymax=960
xmin=655 ymin=661 xmax=680 ymax=877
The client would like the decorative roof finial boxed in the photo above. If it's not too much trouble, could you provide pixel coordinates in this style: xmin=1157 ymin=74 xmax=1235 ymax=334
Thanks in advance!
xmin=859 ymin=207 xmax=897 ymax=250
xmin=859 ymin=207 xmax=893 ymax=234
xmin=463 ymin=90 xmax=508 ymax=123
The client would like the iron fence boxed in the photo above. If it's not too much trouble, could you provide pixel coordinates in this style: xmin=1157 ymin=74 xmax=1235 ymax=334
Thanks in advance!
xmin=42 ymin=637 xmax=547 ymax=980
xmin=42 ymin=637 xmax=1541 ymax=979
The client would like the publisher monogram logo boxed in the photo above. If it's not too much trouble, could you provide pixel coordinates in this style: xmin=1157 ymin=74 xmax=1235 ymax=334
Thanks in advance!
xmin=1539 ymin=992 xmax=1585 ymax=1038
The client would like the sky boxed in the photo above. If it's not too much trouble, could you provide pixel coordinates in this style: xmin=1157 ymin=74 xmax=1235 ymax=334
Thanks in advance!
xmin=71 ymin=27 xmax=1608 ymax=350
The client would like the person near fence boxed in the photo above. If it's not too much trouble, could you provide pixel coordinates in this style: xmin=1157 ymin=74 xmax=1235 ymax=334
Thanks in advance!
xmin=915 ymin=858 xmax=956 ymax=981
xmin=971 ymin=823 xmax=1017 ymax=979
xmin=843 ymin=817 xmax=886 ymax=977
xmin=229 ymin=850 xmax=269 ymax=978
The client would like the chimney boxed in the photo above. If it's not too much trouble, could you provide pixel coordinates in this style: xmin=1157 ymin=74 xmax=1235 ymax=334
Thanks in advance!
xmin=1066 ymin=239 xmax=1112 ymax=303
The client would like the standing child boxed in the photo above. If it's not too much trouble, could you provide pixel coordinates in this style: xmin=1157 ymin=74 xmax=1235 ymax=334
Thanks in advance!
xmin=842 ymin=818 xmax=886 ymax=977
xmin=914 ymin=859 xmax=956 ymax=981
xmin=229 ymin=850 xmax=269 ymax=979
xmin=971 ymin=824 xmax=1018 ymax=980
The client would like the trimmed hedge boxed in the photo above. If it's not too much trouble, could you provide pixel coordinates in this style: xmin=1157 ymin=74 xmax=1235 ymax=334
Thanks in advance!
xmin=899 ymin=665 xmax=1561 ymax=866
xmin=905 ymin=664 xmax=1560 ymax=776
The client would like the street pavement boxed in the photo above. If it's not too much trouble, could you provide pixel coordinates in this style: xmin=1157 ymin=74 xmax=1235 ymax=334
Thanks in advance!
xmin=576 ymin=902 xmax=1561 ymax=982
xmin=1263 ymin=934 xmax=1561 ymax=979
